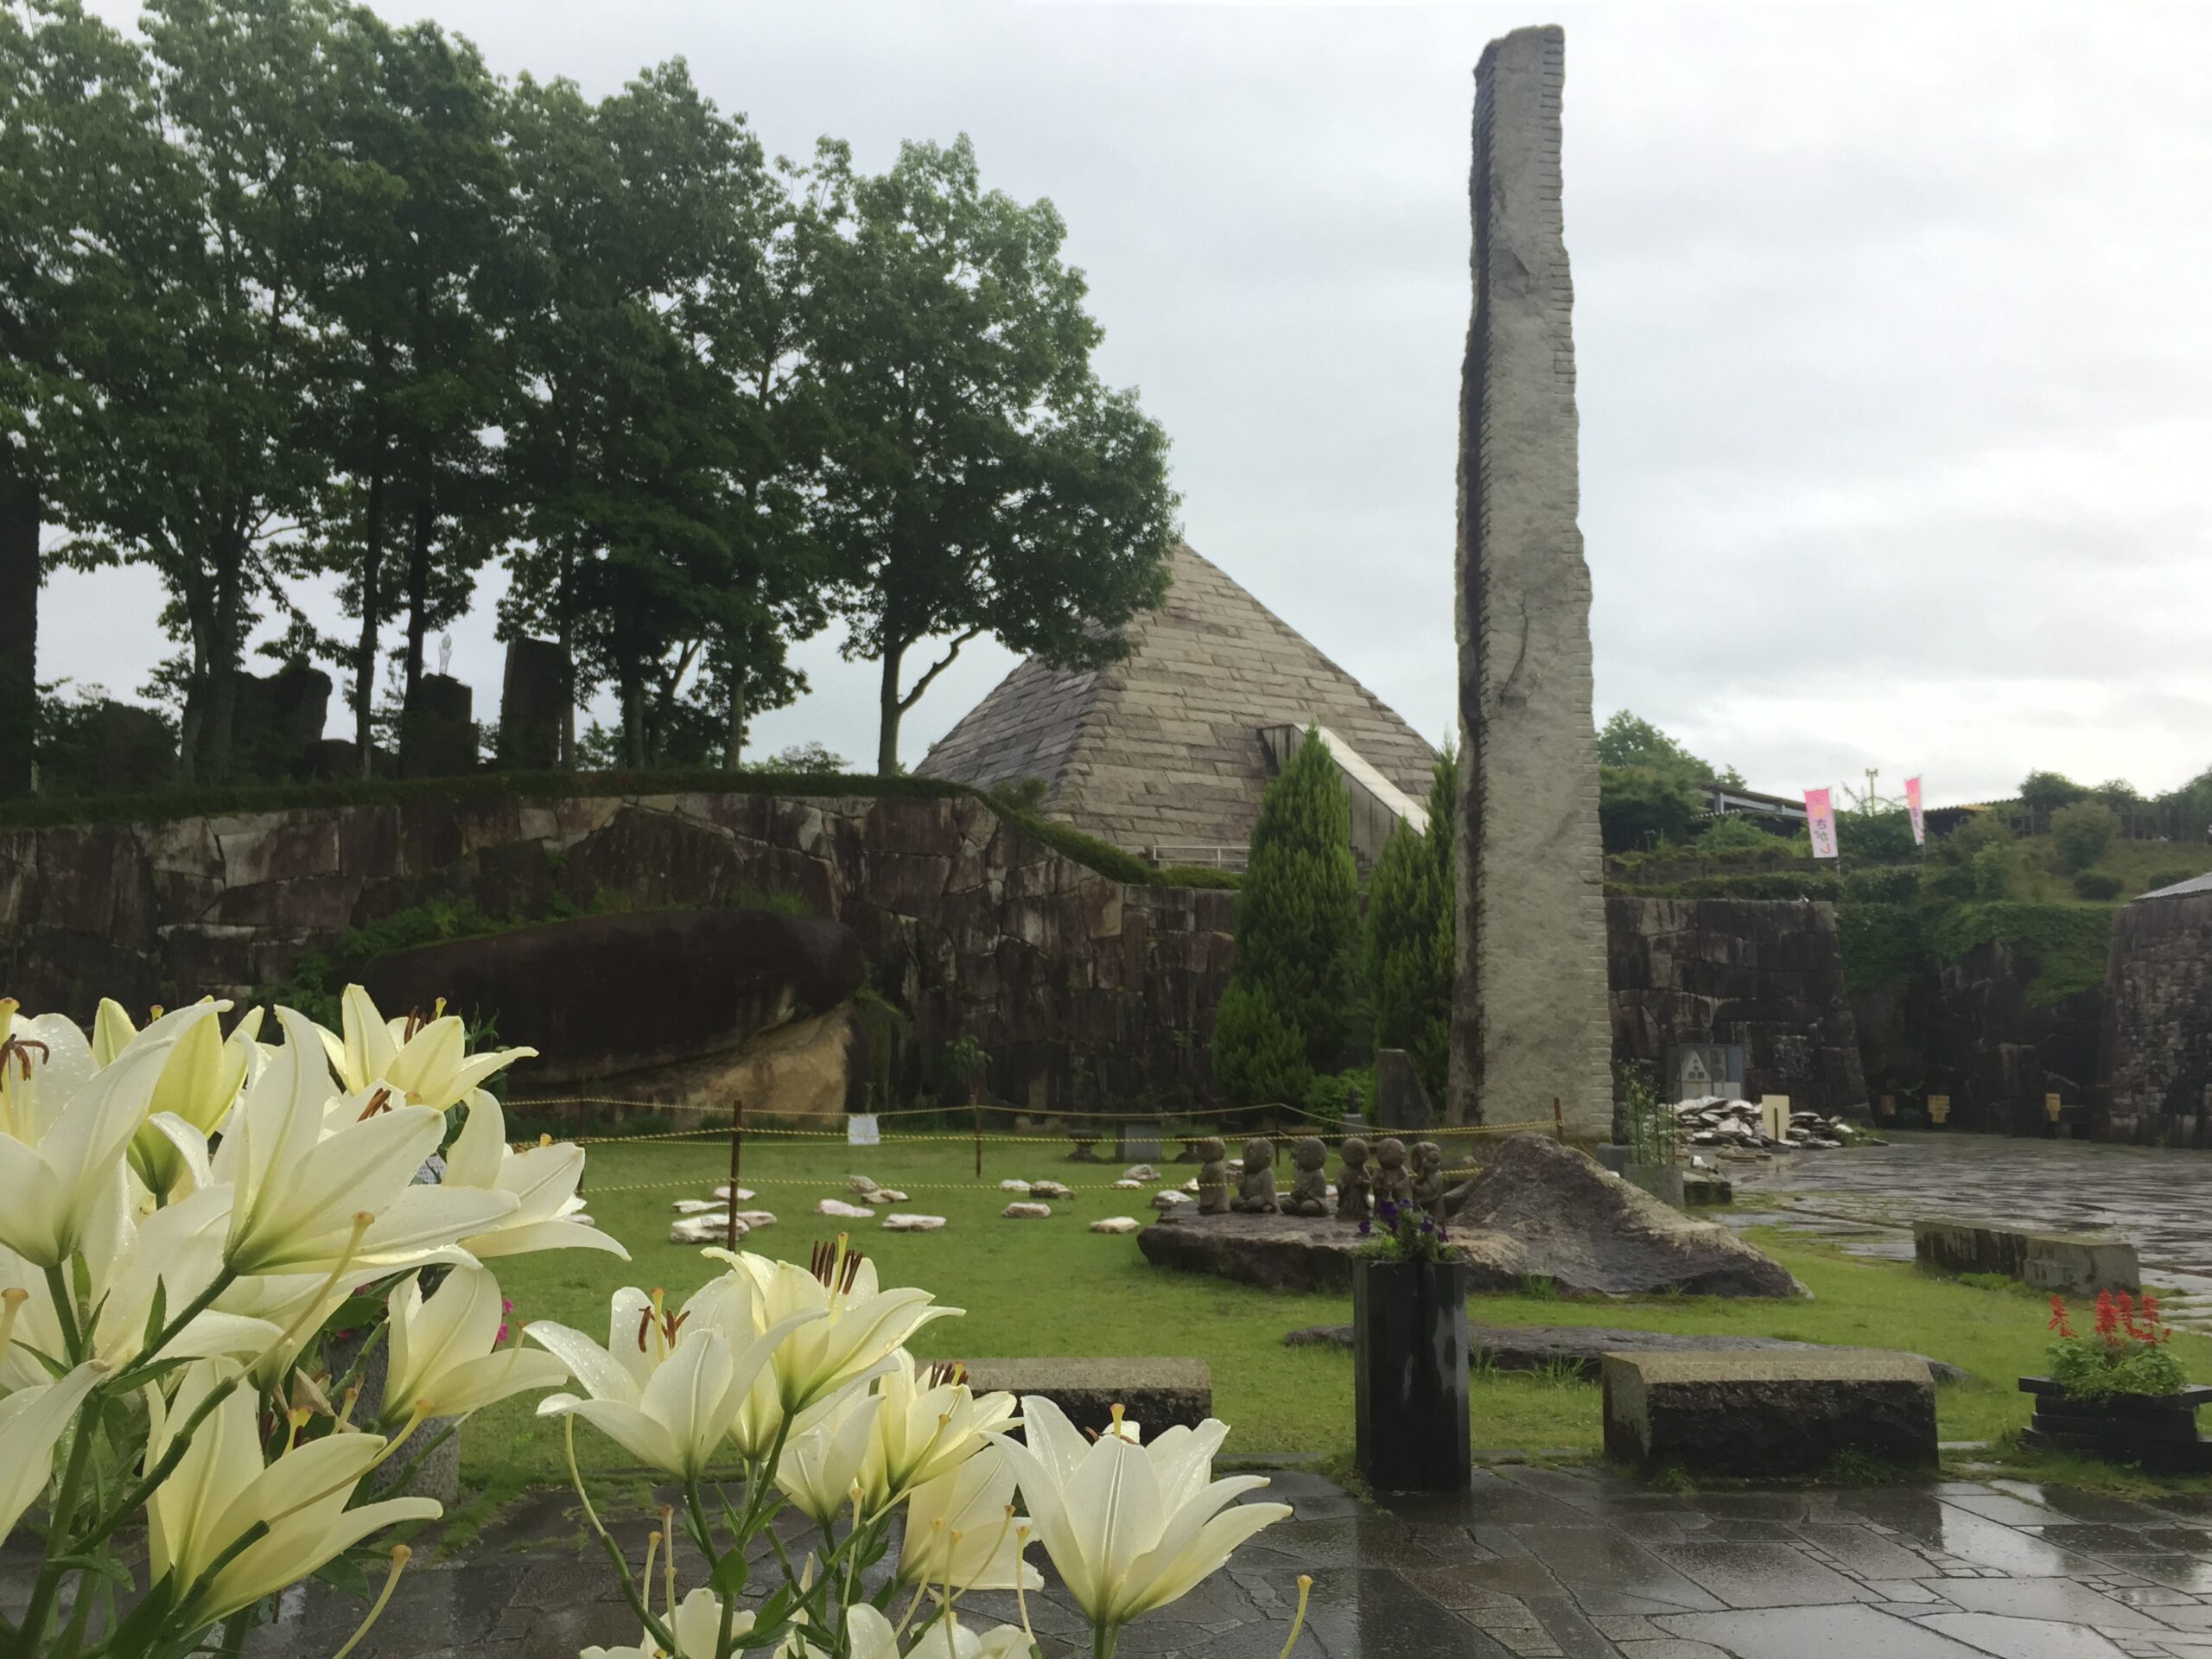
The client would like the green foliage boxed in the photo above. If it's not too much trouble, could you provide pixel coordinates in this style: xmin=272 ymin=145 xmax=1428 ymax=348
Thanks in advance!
xmin=2051 ymin=800 xmax=2120 ymax=873
xmin=1611 ymin=871 xmax=1840 ymax=902
xmin=2073 ymin=871 xmax=2123 ymax=901
xmin=1836 ymin=808 xmax=1919 ymax=861
xmin=262 ymin=895 xmax=534 ymax=1028
xmin=1599 ymin=764 xmax=1702 ymax=853
xmin=2047 ymin=1294 xmax=2187 ymax=1402
xmin=1972 ymin=842 xmax=2018 ymax=901
xmin=2019 ymin=770 xmax=2089 ymax=815
xmin=1214 ymin=727 xmax=1361 ymax=1103
xmin=32 ymin=683 xmax=176 ymax=796
xmin=1923 ymin=903 xmax=2117 ymax=1007
xmin=2146 ymin=868 xmax=2208 ymax=893
xmin=1617 ymin=1062 xmax=1681 ymax=1164
xmin=810 ymin=135 xmax=1179 ymax=771
xmin=1364 ymin=744 xmax=1456 ymax=1103
xmin=1302 ymin=1070 xmax=1369 ymax=1120
xmin=1834 ymin=903 xmax=1923 ymax=993
xmin=1842 ymin=865 xmax=1921 ymax=904
xmin=1595 ymin=711 xmax=1732 ymax=785
xmin=1694 ymin=815 xmax=1778 ymax=851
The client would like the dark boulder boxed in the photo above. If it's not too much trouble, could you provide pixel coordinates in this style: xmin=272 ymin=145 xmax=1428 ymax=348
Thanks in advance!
xmin=1283 ymin=1321 xmax=1962 ymax=1382
xmin=363 ymin=906 xmax=862 ymax=1083
xmin=1440 ymin=1133 xmax=1803 ymax=1298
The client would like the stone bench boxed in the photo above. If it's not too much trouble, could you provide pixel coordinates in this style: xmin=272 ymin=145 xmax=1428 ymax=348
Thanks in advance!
xmin=1602 ymin=1351 xmax=1936 ymax=1476
xmin=957 ymin=1357 xmax=1211 ymax=1438
xmin=1911 ymin=1218 xmax=2138 ymax=1295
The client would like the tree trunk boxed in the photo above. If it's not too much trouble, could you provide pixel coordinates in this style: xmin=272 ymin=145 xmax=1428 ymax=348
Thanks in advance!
xmin=876 ymin=643 xmax=906 ymax=775
xmin=723 ymin=659 xmax=747 ymax=771
xmin=556 ymin=551 xmax=575 ymax=771
xmin=401 ymin=476 xmax=431 ymax=775
xmin=621 ymin=669 xmax=646 ymax=768
xmin=0 ymin=455 xmax=39 ymax=800
xmin=355 ymin=447 xmax=385 ymax=776
xmin=201 ymin=543 xmax=245 ymax=781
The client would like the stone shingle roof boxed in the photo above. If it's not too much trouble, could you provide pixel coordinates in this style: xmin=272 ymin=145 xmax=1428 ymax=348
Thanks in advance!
xmin=917 ymin=542 xmax=1440 ymax=858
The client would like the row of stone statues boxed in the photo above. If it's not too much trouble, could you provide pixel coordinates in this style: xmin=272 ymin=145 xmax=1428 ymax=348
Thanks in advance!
xmin=1194 ymin=1134 xmax=1451 ymax=1224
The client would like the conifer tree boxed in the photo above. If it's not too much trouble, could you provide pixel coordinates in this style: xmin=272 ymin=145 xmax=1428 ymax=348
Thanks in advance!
xmin=1212 ymin=727 xmax=1361 ymax=1104
xmin=1364 ymin=742 xmax=1458 ymax=1102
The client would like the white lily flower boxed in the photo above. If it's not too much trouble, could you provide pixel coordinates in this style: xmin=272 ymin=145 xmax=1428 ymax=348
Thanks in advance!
xmin=129 ymin=1003 xmax=257 ymax=1194
xmin=697 ymin=1243 xmax=959 ymax=1458
xmin=0 ymin=1033 xmax=173 ymax=1267
xmin=442 ymin=1090 xmax=628 ymax=1261
xmin=581 ymin=1586 xmax=766 ymax=1659
xmin=776 ymin=1390 xmax=883 ymax=1528
xmin=0 ymin=1361 xmax=105 ymax=1542
xmin=207 ymin=1008 xmax=518 ymax=1275
xmin=323 ymin=984 xmax=537 ymax=1111
xmin=897 ymin=1440 xmax=1040 ymax=1594
xmin=146 ymin=1359 xmax=440 ymax=1625
xmin=381 ymin=1264 xmax=566 ymax=1427
xmin=528 ymin=1287 xmax=821 ymax=1480
xmin=0 ymin=1001 xmax=98 ymax=1145
xmin=846 ymin=1605 xmax=1033 ymax=1659
xmin=859 ymin=1351 xmax=1020 ymax=1515
xmin=998 ymin=1396 xmax=1289 ymax=1634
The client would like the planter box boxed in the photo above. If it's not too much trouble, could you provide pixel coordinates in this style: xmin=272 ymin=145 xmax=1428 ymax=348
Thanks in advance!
xmin=1353 ymin=1258 xmax=1471 ymax=1492
xmin=2018 ymin=1377 xmax=2212 ymax=1471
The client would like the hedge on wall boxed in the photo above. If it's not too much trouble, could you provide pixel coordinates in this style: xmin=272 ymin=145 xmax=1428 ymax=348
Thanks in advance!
xmin=1923 ymin=901 xmax=2117 ymax=1007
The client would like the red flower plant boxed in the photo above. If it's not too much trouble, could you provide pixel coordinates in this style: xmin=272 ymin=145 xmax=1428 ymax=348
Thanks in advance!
xmin=2047 ymin=1294 xmax=2074 ymax=1338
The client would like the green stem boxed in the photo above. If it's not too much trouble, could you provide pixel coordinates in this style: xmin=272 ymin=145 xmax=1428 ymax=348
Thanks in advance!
xmin=71 ymin=1363 xmax=251 ymax=1558
xmin=45 ymin=1262 xmax=84 ymax=1363
xmin=109 ymin=1268 xmax=239 ymax=1394
xmin=14 ymin=1392 xmax=99 ymax=1659
xmin=566 ymin=1419 xmax=676 ymax=1655
xmin=1093 ymin=1625 xmax=1119 ymax=1659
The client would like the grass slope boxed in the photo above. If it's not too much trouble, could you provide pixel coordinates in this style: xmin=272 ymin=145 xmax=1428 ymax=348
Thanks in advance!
xmin=465 ymin=1136 xmax=2212 ymax=1491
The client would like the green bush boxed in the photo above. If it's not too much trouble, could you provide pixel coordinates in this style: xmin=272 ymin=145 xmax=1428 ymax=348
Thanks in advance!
xmin=2146 ymin=868 xmax=2208 ymax=893
xmin=1213 ymin=727 xmax=1362 ymax=1103
xmin=2050 ymin=800 xmax=2119 ymax=873
xmin=1599 ymin=765 xmax=1701 ymax=853
xmin=1971 ymin=843 xmax=2016 ymax=901
xmin=1365 ymin=747 xmax=1455 ymax=1103
xmin=1842 ymin=866 xmax=1920 ymax=904
xmin=1923 ymin=902 xmax=2115 ymax=1007
xmin=2072 ymin=871 xmax=2123 ymax=901
xmin=2019 ymin=770 xmax=2089 ymax=816
xmin=1834 ymin=902 xmax=1923 ymax=993
xmin=1835 ymin=809 xmax=1919 ymax=861
xmin=1694 ymin=815 xmax=1777 ymax=851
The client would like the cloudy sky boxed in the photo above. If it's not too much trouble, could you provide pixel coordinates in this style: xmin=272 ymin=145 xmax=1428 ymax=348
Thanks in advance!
xmin=47 ymin=2 xmax=2212 ymax=805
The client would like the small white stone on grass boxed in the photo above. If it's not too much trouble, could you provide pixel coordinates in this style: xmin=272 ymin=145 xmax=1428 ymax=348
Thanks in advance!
xmin=1090 ymin=1217 xmax=1141 ymax=1235
xmin=860 ymin=1187 xmax=909 ymax=1204
xmin=714 ymin=1185 xmax=756 ymax=1202
xmin=670 ymin=1214 xmax=742 ymax=1244
xmin=1029 ymin=1180 xmax=1073 ymax=1200
xmin=1181 ymin=1178 xmax=1200 ymax=1192
xmin=1151 ymin=1190 xmax=1192 ymax=1210
xmin=1002 ymin=1201 xmax=1052 ymax=1219
xmin=1113 ymin=1179 xmax=1142 ymax=1190
xmin=883 ymin=1213 xmax=946 ymax=1232
xmin=672 ymin=1198 xmax=722 ymax=1215
xmin=1000 ymin=1179 xmax=1032 ymax=1192
xmin=1123 ymin=1165 xmax=1160 ymax=1182
xmin=817 ymin=1198 xmax=875 ymax=1219
xmin=732 ymin=1211 xmax=777 ymax=1230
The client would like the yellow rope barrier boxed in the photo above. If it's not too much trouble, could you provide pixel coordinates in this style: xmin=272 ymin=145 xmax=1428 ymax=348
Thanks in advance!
xmin=547 ymin=1117 xmax=1558 ymax=1149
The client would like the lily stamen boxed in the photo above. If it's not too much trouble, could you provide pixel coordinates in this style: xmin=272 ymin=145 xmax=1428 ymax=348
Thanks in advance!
xmin=330 ymin=1546 xmax=410 ymax=1659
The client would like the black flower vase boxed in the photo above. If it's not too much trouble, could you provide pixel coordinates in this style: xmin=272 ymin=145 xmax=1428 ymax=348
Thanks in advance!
xmin=1353 ymin=1256 xmax=1471 ymax=1492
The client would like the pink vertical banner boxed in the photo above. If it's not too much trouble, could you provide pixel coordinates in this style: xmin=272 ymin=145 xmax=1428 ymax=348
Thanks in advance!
xmin=1804 ymin=787 xmax=1839 ymax=859
xmin=1904 ymin=775 xmax=1926 ymax=846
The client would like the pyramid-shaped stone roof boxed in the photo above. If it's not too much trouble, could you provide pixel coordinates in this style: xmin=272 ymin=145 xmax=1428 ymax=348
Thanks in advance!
xmin=918 ymin=543 xmax=1440 ymax=860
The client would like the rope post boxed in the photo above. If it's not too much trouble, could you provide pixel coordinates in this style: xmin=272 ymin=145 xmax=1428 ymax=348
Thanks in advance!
xmin=973 ymin=1102 xmax=982 ymax=1179
xmin=1553 ymin=1096 xmax=1563 ymax=1141
xmin=727 ymin=1096 xmax=743 ymax=1253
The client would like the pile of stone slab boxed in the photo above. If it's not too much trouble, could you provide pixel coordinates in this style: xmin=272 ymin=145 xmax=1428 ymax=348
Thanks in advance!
xmin=1672 ymin=1095 xmax=1848 ymax=1150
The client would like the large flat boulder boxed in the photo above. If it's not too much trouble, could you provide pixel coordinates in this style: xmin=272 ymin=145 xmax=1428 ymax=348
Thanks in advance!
xmin=1911 ymin=1218 xmax=2139 ymax=1295
xmin=1441 ymin=1134 xmax=1803 ymax=1298
xmin=1141 ymin=1134 xmax=1801 ymax=1298
xmin=363 ymin=906 xmax=862 ymax=1084
xmin=957 ymin=1358 xmax=1211 ymax=1438
xmin=1284 ymin=1322 xmax=1964 ymax=1382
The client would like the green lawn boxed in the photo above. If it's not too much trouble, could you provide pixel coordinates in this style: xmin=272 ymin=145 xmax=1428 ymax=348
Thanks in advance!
xmin=461 ymin=1135 xmax=2212 ymax=1491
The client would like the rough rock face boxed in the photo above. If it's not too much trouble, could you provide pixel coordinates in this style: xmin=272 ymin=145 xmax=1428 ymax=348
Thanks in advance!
xmin=2102 ymin=891 xmax=2212 ymax=1145
xmin=1601 ymin=1351 xmax=1938 ymax=1475
xmin=0 ymin=791 xmax=1235 ymax=1117
xmin=1450 ymin=25 xmax=1612 ymax=1138
xmin=1283 ymin=1322 xmax=1963 ymax=1382
xmin=362 ymin=908 xmax=861 ymax=1084
xmin=1608 ymin=898 xmax=1866 ymax=1116
xmin=1141 ymin=1134 xmax=1802 ymax=1299
xmin=1440 ymin=1134 xmax=1803 ymax=1298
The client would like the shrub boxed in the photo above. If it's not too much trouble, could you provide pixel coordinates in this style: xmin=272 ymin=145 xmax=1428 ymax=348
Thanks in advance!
xmin=1213 ymin=726 xmax=1361 ymax=1102
xmin=2050 ymin=799 xmax=2120 ymax=873
xmin=2019 ymin=770 xmax=2090 ymax=815
xmin=1366 ymin=746 xmax=1456 ymax=1103
xmin=1971 ymin=843 xmax=2016 ymax=901
xmin=1694 ymin=814 xmax=1777 ymax=851
xmin=1835 ymin=808 xmax=1919 ymax=861
xmin=2146 ymin=868 xmax=2209 ymax=893
xmin=1599 ymin=765 xmax=1702 ymax=853
xmin=1843 ymin=865 xmax=1921 ymax=904
xmin=2047 ymin=1292 xmax=2188 ymax=1400
xmin=2073 ymin=871 xmax=2123 ymax=901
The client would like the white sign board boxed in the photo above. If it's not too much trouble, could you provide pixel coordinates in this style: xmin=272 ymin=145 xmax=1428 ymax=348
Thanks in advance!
xmin=846 ymin=1114 xmax=880 ymax=1147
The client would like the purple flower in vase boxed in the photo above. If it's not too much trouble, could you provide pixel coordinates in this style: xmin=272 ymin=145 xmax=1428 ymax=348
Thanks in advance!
xmin=1357 ymin=1218 xmax=1372 ymax=1237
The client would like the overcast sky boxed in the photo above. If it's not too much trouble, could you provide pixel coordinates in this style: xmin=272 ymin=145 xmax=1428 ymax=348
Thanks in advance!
xmin=47 ymin=2 xmax=2212 ymax=805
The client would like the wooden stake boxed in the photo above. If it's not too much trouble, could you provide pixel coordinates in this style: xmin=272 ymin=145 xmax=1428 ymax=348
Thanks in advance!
xmin=728 ymin=1097 xmax=743 ymax=1253
xmin=1553 ymin=1096 xmax=1563 ymax=1141
xmin=973 ymin=1101 xmax=982 ymax=1179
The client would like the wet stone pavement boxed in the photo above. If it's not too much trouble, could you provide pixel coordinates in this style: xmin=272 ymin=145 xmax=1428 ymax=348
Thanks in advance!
xmin=1726 ymin=1133 xmax=2212 ymax=1324
xmin=68 ymin=1464 xmax=2212 ymax=1659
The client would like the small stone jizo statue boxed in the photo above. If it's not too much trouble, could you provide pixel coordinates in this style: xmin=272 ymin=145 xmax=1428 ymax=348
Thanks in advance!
xmin=1283 ymin=1136 xmax=1330 ymax=1217
xmin=1230 ymin=1135 xmax=1278 ymax=1213
xmin=1410 ymin=1140 xmax=1448 ymax=1217
xmin=1194 ymin=1135 xmax=1230 ymax=1215
xmin=1335 ymin=1136 xmax=1373 ymax=1224
xmin=1374 ymin=1136 xmax=1414 ymax=1207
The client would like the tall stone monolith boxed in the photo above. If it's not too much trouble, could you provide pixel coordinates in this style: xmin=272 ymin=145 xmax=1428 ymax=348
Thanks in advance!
xmin=1450 ymin=25 xmax=1611 ymax=1136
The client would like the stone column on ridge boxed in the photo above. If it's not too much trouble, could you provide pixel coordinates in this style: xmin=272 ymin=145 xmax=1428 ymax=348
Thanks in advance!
xmin=1449 ymin=25 xmax=1611 ymax=1137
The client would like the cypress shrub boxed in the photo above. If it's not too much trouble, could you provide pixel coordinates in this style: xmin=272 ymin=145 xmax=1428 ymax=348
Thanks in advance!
xmin=1364 ymin=744 xmax=1458 ymax=1103
xmin=1212 ymin=726 xmax=1361 ymax=1103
